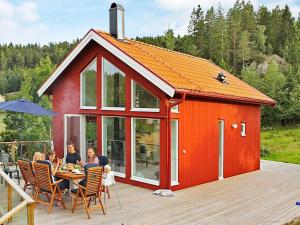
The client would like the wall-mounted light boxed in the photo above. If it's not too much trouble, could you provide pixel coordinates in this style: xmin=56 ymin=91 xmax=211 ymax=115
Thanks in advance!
xmin=232 ymin=124 xmax=238 ymax=129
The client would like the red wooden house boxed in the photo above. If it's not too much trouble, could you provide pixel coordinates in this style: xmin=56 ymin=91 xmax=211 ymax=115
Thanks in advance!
xmin=38 ymin=3 xmax=275 ymax=190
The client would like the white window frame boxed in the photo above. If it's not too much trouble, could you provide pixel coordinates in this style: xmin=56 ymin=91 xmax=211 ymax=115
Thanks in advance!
xmin=101 ymin=116 xmax=126 ymax=178
xmin=130 ymin=80 xmax=160 ymax=113
xmin=80 ymin=58 xmax=97 ymax=109
xmin=101 ymin=57 xmax=126 ymax=111
xmin=64 ymin=114 xmax=86 ymax=162
xmin=131 ymin=117 xmax=160 ymax=186
xmin=241 ymin=122 xmax=246 ymax=137
xmin=171 ymin=120 xmax=179 ymax=186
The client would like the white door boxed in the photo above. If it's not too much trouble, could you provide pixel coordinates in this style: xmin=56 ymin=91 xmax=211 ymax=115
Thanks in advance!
xmin=218 ymin=120 xmax=224 ymax=179
xmin=64 ymin=114 xmax=86 ymax=162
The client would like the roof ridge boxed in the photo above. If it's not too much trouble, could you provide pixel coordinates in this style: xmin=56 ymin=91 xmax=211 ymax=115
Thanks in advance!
xmin=129 ymin=41 xmax=202 ymax=91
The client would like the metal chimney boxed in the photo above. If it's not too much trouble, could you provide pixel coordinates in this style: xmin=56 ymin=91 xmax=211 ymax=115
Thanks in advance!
xmin=109 ymin=3 xmax=125 ymax=40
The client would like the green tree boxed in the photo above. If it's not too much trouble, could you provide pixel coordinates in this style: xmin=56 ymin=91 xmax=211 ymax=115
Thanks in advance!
xmin=0 ymin=57 xmax=54 ymax=142
xmin=188 ymin=5 xmax=206 ymax=57
xmin=227 ymin=1 xmax=243 ymax=73
xmin=164 ymin=29 xmax=176 ymax=50
xmin=237 ymin=30 xmax=251 ymax=68
xmin=255 ymin=25 xmax=267 ymax=53
xmin=214 ymin=4 xmax=229 ymax=67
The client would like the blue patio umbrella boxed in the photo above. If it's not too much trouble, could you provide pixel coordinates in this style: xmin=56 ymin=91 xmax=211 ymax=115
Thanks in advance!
xmin=0 ymin=99 xmax=56 ymax=116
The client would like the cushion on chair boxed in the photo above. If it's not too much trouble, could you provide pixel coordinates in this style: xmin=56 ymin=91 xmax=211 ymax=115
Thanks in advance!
xmin=98 ymin=156 xmax=108 ymax=167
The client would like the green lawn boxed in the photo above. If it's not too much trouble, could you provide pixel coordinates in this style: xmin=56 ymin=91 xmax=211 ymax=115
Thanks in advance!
xmin=261 ymin=127 xmax=300 ymax=164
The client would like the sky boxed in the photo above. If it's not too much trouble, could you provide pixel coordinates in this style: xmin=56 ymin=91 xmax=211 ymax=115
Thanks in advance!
xmin=0 ymin=0 xmax=300 ymax=45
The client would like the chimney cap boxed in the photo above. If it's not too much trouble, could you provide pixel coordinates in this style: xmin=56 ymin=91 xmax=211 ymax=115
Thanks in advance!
xmin=217 ymin=72 xmax=228 ymax=84
xmin=110 ymin=3 xmax=124 ymax=11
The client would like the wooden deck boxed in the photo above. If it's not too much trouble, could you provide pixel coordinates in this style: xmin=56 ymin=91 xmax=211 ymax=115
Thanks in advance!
xmin=3 ymin=160 xmax=300 ymax=224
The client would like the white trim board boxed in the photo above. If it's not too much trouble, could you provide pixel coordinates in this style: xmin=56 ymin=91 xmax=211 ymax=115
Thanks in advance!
xmin=37 ymin=30 xmax=175 ymax=97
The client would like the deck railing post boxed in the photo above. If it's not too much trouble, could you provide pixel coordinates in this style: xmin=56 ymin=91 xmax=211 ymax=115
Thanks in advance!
xmin=7 ymin=183 xmax=12 ymax=223
xmin=43 ymin=142 xmax=47 ymax=155
xmin=27 ymin=202 xmax=34 ymax=225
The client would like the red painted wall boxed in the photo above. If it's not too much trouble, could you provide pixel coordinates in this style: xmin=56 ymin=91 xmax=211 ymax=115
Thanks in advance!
xmin=171 ymin=98 xmax=260 ymax=190
xmin=51 ymin=41 xmax=169 ymax=190
xmin=51 ymin=40 xmax=261 ymax=191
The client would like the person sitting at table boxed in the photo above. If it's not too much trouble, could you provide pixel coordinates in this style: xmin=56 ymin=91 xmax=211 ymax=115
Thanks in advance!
xmin=33 ymin=152 xmax=42 ymax=162
xmin=46 ymin=150 xmax=61 ymax=176
xmin=41 ymin=152 xmax=45 ymax=160
xmin=30 ymin=152 xmax=45 ymax=172
xmin=66 ymin=141 xmax=81 ymax=165
xmin=45 ymin=150 xmax=68 ymax=191
xmin=79 ymin=147 xmax=99 ymax=166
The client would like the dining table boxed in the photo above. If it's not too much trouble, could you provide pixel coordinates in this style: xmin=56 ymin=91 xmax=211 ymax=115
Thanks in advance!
xmin=55 ymin=170 xmax=85 ymax=190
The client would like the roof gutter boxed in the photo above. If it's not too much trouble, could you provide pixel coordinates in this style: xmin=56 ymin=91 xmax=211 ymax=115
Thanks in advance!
xmin=177 ymin=90 xmax=276 ymax=107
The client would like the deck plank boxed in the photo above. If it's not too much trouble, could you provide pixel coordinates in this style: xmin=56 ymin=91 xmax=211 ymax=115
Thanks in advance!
xmin=2 ymin=160 xmax=300 ymax=224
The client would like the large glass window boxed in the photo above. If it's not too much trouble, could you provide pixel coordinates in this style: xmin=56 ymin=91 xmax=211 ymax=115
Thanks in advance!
xmin=85 ymin=116 xmax=97 ymax=160
xmin=132 ymin=81 xmax=159 ymax=110
xmin=65 ymin=115 xmax=81 ymax=158
xmin=102 ymin=58 xmax=125 ymax=109
xmin=132 ymin=118 xmax=160 ymax=184
xmin=171 ymin=120 xmax=178 ymax=185
xmin=81 ymin=59 xmax=97 ymax=108
xmin=102 ymin=116 xmax=126 ymax=175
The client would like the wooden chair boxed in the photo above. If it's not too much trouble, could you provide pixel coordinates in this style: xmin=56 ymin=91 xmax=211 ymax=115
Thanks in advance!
xmin=71 ymin=166 xmax=105 ymax=219
xmin=17 ymin=160 xmax=35 ymax=195
xmin=34 ymin=161 xmax=66 ymax=213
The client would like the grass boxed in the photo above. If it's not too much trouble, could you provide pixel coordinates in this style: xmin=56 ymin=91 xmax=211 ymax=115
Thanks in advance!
xmin=261 ymin=127 xmax=300 ymax=164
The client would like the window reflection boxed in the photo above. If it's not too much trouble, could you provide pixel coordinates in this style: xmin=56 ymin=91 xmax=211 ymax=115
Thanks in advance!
xmin=132 ymin=118 xmax=160 ymax=182
xmin=102 ymin=58 xmax=125 ymax=108
xmin=102 ymin=116 xmax=126 ymax=174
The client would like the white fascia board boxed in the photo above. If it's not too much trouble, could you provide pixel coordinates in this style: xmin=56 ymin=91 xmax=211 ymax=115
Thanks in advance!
xmin=37 ymin=30 xmax=175 ymax=97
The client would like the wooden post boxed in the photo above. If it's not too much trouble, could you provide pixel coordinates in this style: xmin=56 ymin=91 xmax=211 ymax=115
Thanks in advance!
xmin=27 ymin=202 xmax=34 ymax=225
xmin=10 ymin=141 xmax=17 ymax=161
xmin=7 ymin=183 xmax=12 ymax=223
xmin=43 ymin=142 xmax=47 ymax=155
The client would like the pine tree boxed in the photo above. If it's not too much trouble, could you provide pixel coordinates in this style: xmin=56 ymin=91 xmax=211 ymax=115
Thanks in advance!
xmin=204 ymin=7 xmax=216 ymax=59
xmin=227 ymin=1 xmax=243 ymax=73
xmin=257 ymin=6 xmax=270 ymax=27
xmin=256 ymin=25 xmax=267 ymax=53
xmin=164 ymin=29 xmax=176 ymax=50
xmin=237 ymin=30 xmax=251 ymax=68
xmin=188 ymin=5 xmax=206 ymax=57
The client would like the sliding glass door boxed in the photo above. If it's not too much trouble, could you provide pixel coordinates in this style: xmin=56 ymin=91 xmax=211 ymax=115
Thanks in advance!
xmin=102 ymin=116 xmax=126 ymax=177
xmin=131 ymin=118 xmax=160 ymax=185
xmin=64 ymin=114 xmax=82 ymax=159
xmin=171 ymin=120 xmax=179 ymax=185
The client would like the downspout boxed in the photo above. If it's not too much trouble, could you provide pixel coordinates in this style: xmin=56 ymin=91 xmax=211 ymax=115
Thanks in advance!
xmin=166 ymin=93 xmax=186 ymax=189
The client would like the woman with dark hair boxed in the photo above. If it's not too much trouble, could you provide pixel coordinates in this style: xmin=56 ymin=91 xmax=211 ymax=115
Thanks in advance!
xmin=46 ymin=150 xmax=61 ymax=176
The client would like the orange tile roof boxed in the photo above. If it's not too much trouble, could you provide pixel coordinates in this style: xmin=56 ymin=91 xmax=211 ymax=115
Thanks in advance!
xmin=96 ymin=30 xmax=275 ymax=106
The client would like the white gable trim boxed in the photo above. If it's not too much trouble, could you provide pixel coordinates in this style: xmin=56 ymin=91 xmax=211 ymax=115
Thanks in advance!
xmin=37 ymin=30 xmax=175 ymax=97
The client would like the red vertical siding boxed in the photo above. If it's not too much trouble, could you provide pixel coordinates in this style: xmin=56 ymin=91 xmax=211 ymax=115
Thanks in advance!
xmin=51 ymin=41 xmax=169 ymax=190
xmin=51 ymin=41 xmax=261 ymax=191
xmin=172 ymin=98 xmax=261 ymax=190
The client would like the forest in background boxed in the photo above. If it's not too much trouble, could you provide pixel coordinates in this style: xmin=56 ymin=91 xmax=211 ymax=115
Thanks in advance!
xmin=0 ymin=0 xmax=299 ymax=142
